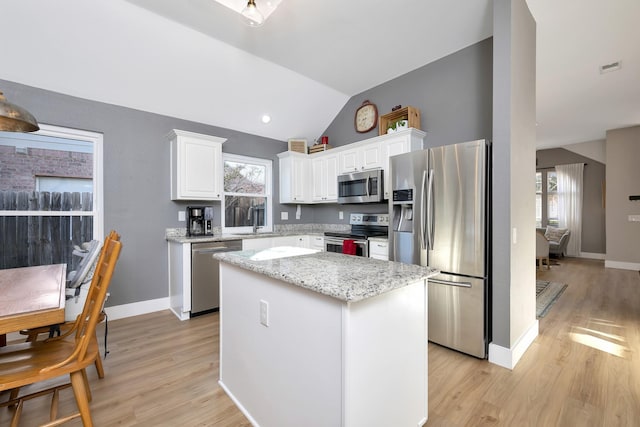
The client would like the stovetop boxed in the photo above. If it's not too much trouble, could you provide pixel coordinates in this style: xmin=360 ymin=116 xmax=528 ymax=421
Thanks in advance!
xmin=324 ymin=213 xmax=389 ymax=239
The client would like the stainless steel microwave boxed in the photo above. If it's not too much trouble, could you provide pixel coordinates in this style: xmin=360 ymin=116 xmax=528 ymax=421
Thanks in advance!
xmin=337 ymin=169 xmax=384 ymax=204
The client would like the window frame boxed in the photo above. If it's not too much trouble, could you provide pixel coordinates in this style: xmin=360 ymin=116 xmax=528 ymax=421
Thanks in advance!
xmin=221 ymin=153 xmax=272 ymax=234
xmin=536 ymin=168 xmax=558 ymax=228
xmin=0 ymin=123 xmax=104 ymax=240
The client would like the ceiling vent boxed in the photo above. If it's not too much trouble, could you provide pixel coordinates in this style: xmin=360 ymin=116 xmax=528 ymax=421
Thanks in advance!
xmin=599 ymin=61 xmax=621 ymax=74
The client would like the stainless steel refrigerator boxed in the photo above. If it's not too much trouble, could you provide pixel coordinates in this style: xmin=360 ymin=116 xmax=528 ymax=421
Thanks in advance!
xmin=389 ymin=139 xmax=490 ymax=358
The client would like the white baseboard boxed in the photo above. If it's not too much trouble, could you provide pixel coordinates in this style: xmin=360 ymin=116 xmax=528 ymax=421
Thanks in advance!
xmin=579 ymin=252 xmax=606 ymax=260
xmin=604 ymin=260 xmax=640 ymax=271
xmin=219 ymin=380 xmax=260 ymax=427
xmin=103 ymin=297 xmax=169 ymax=321
xmin=488 ymin=320 xmax=539 ymax=370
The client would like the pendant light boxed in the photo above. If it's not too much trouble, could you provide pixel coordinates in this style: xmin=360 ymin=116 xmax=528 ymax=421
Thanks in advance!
xmin=241 ymin=0 xmax=264 ymax=27
xmin=0 ymin=91 xmax=39 ymax=132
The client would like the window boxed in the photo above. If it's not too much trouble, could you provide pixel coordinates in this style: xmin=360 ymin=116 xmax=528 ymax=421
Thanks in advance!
xmin=535 ymin=169 xmax=558 ymax=228
xmin=0 ymin=124 xmax=103 ymax=269
xmin=221 ymin=153 xmax=272 ymax=233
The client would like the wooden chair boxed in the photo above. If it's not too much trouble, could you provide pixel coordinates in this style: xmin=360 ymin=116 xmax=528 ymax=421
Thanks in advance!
xmin=0 ymin=231 xmax=122 ymax=426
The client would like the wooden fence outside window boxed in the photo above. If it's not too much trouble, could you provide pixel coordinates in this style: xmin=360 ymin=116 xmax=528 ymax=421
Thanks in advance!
xmin=0 ymin=191 xmax=93 ymax=271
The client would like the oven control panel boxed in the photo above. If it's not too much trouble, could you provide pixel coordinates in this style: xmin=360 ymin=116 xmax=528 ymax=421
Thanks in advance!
xmin=350 ymin=213 xmax=389 ymax=226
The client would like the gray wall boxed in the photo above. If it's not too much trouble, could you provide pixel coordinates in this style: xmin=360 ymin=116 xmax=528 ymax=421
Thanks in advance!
xmin=1 ymin=79 xmax=287 ymax=307
xmin=605 ymin=125 xmax=640 ymax=265
xmin=492 ymin=0 xmax=537 ymax=350
xmin=314 ymin=38 xmax=494 ymax=224
xmin=536 ymin=148 xmax=606 ymax=254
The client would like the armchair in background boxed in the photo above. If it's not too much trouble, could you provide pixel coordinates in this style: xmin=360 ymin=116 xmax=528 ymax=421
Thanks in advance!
xmin=536 ymin=231 xmax=550 ymax=270
xmin=537 ymin=227 xmax=571 ymax=258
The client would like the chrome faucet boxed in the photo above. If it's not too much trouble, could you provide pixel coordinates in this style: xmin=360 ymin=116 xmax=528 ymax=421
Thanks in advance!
xmin=249 ymin=206 xmax=263 ymax=233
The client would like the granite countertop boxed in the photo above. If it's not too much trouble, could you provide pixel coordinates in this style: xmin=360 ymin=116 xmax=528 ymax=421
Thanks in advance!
xmin=165 ymin=225 xmax=346 ymax=244
xmin=214 ymin=249 xmax=438 ymax=303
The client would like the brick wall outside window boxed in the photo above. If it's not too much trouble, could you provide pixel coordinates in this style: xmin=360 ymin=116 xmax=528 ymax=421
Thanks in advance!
xmin=0 ymin=145 xmax=92 ymax=191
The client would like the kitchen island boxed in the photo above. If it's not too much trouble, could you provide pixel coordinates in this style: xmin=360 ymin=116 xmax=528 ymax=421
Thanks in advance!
xmin=215 ymin=248 xmax=438 ymax=427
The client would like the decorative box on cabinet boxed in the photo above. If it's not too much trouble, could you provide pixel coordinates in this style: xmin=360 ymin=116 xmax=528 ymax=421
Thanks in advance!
xmin=169 ymin=129 xmax=226 ymax=201
xmin=278 ymin=151 xmax=311 ymax=203
xmin=378 ymin=106 xmax=421 ymax=136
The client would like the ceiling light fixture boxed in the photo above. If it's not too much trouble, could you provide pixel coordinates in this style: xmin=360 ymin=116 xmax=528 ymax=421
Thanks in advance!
xmin=0 ymin=91 xmax=40 ymax=132
xmin=241 ymin=0 xmax=264 ymax=27
xmin=261 ymin=114 xmax=272 ymax=124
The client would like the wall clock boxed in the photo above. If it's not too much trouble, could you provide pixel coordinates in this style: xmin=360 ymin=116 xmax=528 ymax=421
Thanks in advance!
xmin=354 ymin=100 xmax=378 ymax=133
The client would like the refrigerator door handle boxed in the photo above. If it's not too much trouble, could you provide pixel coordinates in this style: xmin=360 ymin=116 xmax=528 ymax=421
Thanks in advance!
xmin=428 ymin=278 xmax=472 ymax=288
xmin=420 ymin=170 xmax=427 ymax=250
xmin=426 ymin=169 xmax=434 ymax=249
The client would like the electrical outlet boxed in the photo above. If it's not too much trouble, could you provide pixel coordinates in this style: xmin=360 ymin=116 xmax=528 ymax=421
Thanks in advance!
xmin=178 ymin=211 xmax=185 ymax=222
xmin=281 ymin=211 xmax=288 ymax=220
xmin=260 ymin=300 xmax=269 ymax=327
xmin=339 ymin=211 xmax=344 ymax=220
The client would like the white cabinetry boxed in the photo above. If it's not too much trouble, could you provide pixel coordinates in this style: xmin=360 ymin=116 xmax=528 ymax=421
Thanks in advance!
xmin=277 ymin=129 xmax=425 ymax=205
xmin=379 ymin=130 xmax=426 ymax=199
xmin=169 ymin=129 xmax=226 ymax=201
xmin=278 ymin=152 xmax=310 ymax=203
xmin=168 ymin=241 xmax=191 ymax=320
xmin=338 ymin=143 xmax=382 ymax=173
xmin=310 ymin=235 xmax=325 ymax=251
xmin=368 ymin=238 xmax=389 ymax=261
xmin=311 ymin=153 xmax=338 ymax=202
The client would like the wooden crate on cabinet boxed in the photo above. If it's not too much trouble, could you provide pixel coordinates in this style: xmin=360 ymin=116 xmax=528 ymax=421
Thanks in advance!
xmin=378 ymin=106 xmax=421 ymax=136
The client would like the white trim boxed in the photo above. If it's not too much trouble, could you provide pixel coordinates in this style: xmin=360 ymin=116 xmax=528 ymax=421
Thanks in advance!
xmin=579 ymin=252 xmax=606 ymax=260
xmin=604 ymin=260 xmax=640 ymax=271
xmin=219 ymin=381 xmax=261 ymax=427
xmin=221 ymin=153 xmax=273 ymax=234
xmin=488 ymin=320 xmax=539 ymax=370
xmin=103 ymin=297 xmax=169 ymax=321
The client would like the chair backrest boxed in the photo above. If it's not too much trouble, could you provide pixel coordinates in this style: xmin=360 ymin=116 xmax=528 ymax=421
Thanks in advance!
xmin=536 ymin=231 xmax=549 ymax=257
xmin=45 ymin=231 xmax=122 ymax=371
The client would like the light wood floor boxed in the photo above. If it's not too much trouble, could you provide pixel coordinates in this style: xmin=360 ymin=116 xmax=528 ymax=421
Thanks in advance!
xmin=1 ymin=258 xmax=638 ymax=426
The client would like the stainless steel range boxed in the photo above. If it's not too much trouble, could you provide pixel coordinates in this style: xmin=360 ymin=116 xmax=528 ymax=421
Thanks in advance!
xmin=324 ymin=213 xmax=389 ymax=257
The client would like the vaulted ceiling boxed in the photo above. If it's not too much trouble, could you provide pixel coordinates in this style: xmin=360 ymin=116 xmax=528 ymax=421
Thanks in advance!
xmin=1 ymin=0 xmax=638 ymax=148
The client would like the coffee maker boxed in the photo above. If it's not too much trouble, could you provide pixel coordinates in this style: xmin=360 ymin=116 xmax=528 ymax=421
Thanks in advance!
xmin=187 ymin=206 xmax=214 ymax=236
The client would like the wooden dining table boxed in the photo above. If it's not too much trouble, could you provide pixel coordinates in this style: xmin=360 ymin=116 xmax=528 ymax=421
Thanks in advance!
xmin=0 ymin=264 xmax=66 ymax=345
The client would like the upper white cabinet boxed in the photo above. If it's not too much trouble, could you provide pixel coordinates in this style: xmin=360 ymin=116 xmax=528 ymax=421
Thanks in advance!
xmin=169 ymin=129 xmax=226 ymax=201
xmin=278 ymin=151 xmax=310 ymax=203
xmin=338 ymin=143 xmax=382 ymax=173
xmin=311 ymin=153 xmax=338 ymax=202
xmin=379 ymin=130 xmax=425 ymax=199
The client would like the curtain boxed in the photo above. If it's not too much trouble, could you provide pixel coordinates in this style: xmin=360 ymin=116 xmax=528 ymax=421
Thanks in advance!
xmin=556 ymin=163 xmax=584 ymax=256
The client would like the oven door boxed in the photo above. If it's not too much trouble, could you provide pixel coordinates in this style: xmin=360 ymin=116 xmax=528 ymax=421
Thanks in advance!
xmin=325 ymin=237 xmax=369 ymax=257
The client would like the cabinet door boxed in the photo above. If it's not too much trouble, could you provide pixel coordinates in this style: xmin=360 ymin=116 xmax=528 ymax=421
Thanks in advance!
xmin=339 ymin=148 xmax=359 ymax=173
xmin=171 ymin=131 xmax=224 ymax=201
xmin=369 ymin=240 xmax=389 ymax=260
xmin=279 ymin=154 xmax=309 ymax=203
xmin=360 ymin=142 xmax=382 ymax=170
xmin=380 ymin=136 xmax=410 ymax=199
xmin=312 ymin=154 xmax=338 ymax=202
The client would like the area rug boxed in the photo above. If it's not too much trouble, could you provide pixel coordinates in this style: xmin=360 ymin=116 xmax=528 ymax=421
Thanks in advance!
xmin=536 ymin=280 xmax=568 ymax=318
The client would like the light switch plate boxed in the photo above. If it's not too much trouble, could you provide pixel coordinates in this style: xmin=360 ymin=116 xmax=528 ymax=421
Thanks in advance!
xmin=281 ymin=211 xmax=288 ymax=220
xmin=178 ymin=211 xmax=185 ymax=222
xmin=339 ymin=211 xmax=344 ymax=220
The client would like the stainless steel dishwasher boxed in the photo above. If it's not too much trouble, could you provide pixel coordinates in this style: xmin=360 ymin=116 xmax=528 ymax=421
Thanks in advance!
xmin=191 ymin=240 xmax=242 ymax=316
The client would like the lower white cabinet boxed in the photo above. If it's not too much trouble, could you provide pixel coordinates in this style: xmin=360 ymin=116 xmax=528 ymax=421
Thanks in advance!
xmin=243 ymin=235 xmax=314 ymax=251
xmin=310 ymin=235 xmax=325 ymax=251
xmin=168 ymin=241 xmax=191 ymax=320
xmin=368 ymin=238 xmax=389 ymax=261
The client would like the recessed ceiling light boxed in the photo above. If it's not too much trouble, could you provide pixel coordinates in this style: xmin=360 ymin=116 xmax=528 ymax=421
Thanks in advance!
xmin=600 ymin=61 xmax=621 ymax=74
xmin=261 ymin=114 xmax=271 ymax=124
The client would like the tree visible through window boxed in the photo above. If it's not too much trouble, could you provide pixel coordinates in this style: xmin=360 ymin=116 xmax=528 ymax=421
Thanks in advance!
xmin=222 ymin=153 xmax=272 ymax=233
